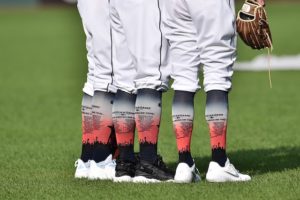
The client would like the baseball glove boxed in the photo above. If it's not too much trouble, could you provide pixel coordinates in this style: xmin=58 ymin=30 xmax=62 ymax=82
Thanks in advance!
xmin=236 ymin=0 xmax=273 ymax=50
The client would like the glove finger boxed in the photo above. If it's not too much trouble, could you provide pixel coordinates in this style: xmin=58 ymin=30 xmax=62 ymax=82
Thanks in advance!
xmin=248 ymin=23 xmax=261 ymax=49
xmin=243 ymin=21 xmax=252 ymax=46
xmin=249 ymin=34 xmax=259 ymax=49
xmin=259 ymin=20 xmax=272 ymax=49
xmin=263 ymin=30 xmax=273 ymax=49
xmin=237 ymin=20 xmax=249 ymax=46
xmin=264 ymin=24 xmax=273 ymax=43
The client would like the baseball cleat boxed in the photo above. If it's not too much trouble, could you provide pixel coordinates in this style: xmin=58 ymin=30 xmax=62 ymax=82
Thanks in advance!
xmin=174 ymin=163 xmax=201 ymax=183
xmin=133 ymin=155 xmax=174 ymax=183
xmin=206 ymin=159 xmax=251 ymax=182
xmin=88 ymin=154 xmax=116 ymax=180
xmin=113 ymin=159 xmax=136 ymax=183
xmin=74 ymin=159 xmax=90 ymax=179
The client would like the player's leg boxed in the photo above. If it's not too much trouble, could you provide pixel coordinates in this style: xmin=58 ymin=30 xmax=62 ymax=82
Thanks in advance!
xmin=162 ymin=0 xmax=201 ymax=183
xmin=86 ymin=0 xmax=118 ymax=180
xmin=75 ymin=93 xmax=94 ymax=178
xmin=135 ymin=89 xmax=161 ymax=163
xmin=112 ymin=0 xmax=173 ymax=183
xmin=172 ymin=91 xmax=201 ymax=183
xmin=133 ymin=1 xmax=173 ymax=183
xmin=75 ymin=0 xmax=117 ymax=180
xmin=134 ymin=89 xmax=174 ymax=183
xmin=205 ymin=92 xmax=250 ymax=182
xmin=74 ymin=0 xmax=96 ymax=179
xmin=185 ymin=0 xmax=250 ymax=182
xmin=204 ymin=90 xmax=250 ymax=182
xmin=110 ymin=0 xmax=137 ymax=182
xmin=79 ymin=0 xmax=116 ymax=92
xmin=205 ymin=90 xmax=228 ymax=167
xmin=88 ymin=91 xmax=116 ymax=180
xmin=112 ymin=90 xmax=137 ymax=182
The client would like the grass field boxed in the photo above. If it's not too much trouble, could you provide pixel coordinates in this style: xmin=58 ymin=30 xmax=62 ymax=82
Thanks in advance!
xmin=0 ymin=3 xmax=300 ymax=200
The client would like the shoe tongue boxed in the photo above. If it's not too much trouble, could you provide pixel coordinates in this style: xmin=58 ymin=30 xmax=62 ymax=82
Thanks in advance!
xmin=105 ymin=154 xmax=112 ymax=162
xmin=224 ymin=159 xmax=230 ymax=167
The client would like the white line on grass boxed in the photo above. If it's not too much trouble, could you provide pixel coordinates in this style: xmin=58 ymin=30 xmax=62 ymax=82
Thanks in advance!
xmin=235 ymin=54 xmax=300 ymax=71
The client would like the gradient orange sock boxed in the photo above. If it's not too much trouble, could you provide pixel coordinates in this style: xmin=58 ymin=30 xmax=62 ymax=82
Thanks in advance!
xmin=172 ymin=91 xmax=195 ymax=167
xmin=81 ymin=93 xmax=94 ymax=162
xmin=135 ymin=89 xmax=162 ymax=162
xmin=92 ymin=91 xmax=115 ymax=162
xmin=205 ymin=90 xmax=228 ymax=167
xmin=112 ymin=90 xmax=136 ymax=162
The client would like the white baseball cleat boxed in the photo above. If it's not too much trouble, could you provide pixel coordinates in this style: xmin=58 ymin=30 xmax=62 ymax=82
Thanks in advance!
xmin=206 ymin=159 xmax=251 ymax=182
xmin=74 ymin=159 xmax=90 ymax=179
xmin=174 ymin=163 xmax=201 ymax=183
xmin=88 ymin=154 xmax=116 ymax=180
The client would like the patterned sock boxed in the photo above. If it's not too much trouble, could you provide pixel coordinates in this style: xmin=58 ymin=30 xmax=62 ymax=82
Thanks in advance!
xmin=109 ymin=127 xmax=119 ymax=159
xmin=172 ymin=91 xmax=195 ymax=167
xmin=205 ymin=90 xmax=228 ymax=167
xmin=92 ymin=91 xmax=115 ymax=162
xmin=112 ymin=90 xmax=136 ymax=162
xmin=135 ymin=89 xmax=162 ymax=163
xmin=80 ymin=93 xmax=94 ymax=162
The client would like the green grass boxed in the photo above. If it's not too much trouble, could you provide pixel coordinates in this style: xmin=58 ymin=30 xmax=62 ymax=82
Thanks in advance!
xmin=0 ymin=4 xmax=300 ymax=200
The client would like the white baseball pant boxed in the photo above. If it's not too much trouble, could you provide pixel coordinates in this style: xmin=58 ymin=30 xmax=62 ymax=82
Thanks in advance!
xmin=110 ymin=0 xmax=171 ymax=93
xmin=77 ymin=0 xmax=117 ymax=96
xmin=162 ymin=0 xmax=236 ymax=92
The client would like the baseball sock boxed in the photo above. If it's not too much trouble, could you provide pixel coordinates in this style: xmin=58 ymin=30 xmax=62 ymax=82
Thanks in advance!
xmin=92 ymin=91 xmax=115 ymax=162
xmin=80 ymin=93 xmax=94 ymax=162
xmin=109 ymin=127 xmax=119 ymax=159
xmin=205 ymin=90 xmax=228 ymax=167
xmin=172 ymin=91 xmax=195 ymax=167
xmin=135 ymin=89 xmax=162 ymax=163
xmin=112 ymin=90 xmax=136 ymax=162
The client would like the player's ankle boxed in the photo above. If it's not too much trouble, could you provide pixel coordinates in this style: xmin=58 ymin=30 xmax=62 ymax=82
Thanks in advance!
xmin=179 ymin=151 xmax=194 ymax=167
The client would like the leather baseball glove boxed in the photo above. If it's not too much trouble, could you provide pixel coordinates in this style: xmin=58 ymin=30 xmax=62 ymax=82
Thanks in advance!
xmin=236 ymin=0 xmax=273 ymax=50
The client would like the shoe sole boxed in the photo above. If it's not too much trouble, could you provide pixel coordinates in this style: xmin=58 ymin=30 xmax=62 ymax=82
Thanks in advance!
xmin=174 ymin=179 xmax=192 ymax=183
xmin=113 ymin=175 xmax=133 ymax=183
xmin=88 ymin=166 xmax=115 ymax=180
xmin=174 ymin=176 xmax=201 ymax=183
xmin=74 ymin=175 xmax=88 ymax=179
xmin=133 ymin=176 xmax=161 ymax=183
xmin=88 ymin=174 xmax=109 ymax=180
xmin=88 ymin=172 xmax=115 ymax=181
xmin=206 ymin=173 xmax=251 ymax=182
xmin=174 ymin=173 xmax=193 ymax=183
xmin=75 ymin=171 xmax=89 ymax=179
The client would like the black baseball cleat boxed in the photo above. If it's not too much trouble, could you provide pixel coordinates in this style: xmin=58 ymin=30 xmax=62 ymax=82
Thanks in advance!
xmin=133 ymin=155 xmax=174 ymax=183
xmin=113 ymin=159 xmax=136 ymax=183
